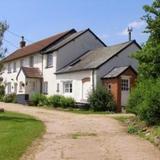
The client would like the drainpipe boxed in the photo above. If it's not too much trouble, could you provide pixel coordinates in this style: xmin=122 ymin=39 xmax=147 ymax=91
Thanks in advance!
xmin=92 ymin=69 xmax=95 ymax=92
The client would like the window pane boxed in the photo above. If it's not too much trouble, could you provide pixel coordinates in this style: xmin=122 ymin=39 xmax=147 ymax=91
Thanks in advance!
xmin=47 ymin=54 xmax=53 ymax=67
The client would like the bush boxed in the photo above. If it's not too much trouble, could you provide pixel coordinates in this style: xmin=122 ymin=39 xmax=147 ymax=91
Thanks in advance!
xmin=48 ymin=95 xmax=62 ymax=107
xmin=48 ymin=95 xmax=75 ymax=108
xmin=127 ymin=79 xmax=160 ymax=125
xmin=31 ymin=93 xmax=48 ymax=106
xmin=60 ymin=96 xmax=75 ymax=108
xmin=88 ymin=85 xmax=116 ymax=112
xmin=3 ymin=93 xmax=16 ymax=103
xmin=0 ymin=85 xmax=5 ymax=101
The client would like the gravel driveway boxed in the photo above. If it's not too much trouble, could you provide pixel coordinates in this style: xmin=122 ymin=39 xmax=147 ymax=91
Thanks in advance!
xmin=1 ymin=102 xmax=160 ymax=160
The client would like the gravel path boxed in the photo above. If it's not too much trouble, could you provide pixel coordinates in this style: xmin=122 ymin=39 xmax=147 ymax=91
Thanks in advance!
xmin=1 ymin=102 xmax=160 ymax=160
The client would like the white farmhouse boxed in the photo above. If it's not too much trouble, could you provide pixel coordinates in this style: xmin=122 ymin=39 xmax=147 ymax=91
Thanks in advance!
xmin=1 ymin=28 xmax=141 ymax=112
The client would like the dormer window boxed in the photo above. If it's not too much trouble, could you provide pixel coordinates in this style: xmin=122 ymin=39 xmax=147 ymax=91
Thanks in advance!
xmin=13 ymin=62 xmax=16 ymax=72
xmin=29 ymin=56 xmax=34 ymax=67
xmin=8 ymin=63 xmax=11 ymax=73
xmin=46 ymin=53 xmax=53 ymax=68
xmin=20 ymin=59 xmax=24 ymax=67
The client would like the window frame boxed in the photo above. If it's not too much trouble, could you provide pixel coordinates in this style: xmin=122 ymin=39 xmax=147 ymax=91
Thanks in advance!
xmin=29 ymin=56 xmax=34 ymax=67
xmin=46 ymin=53 xmax=53 ymax=68
xmin=121 ymin=79 xmax=129 ymax=91
xmin=20 ymin=59 xmax=24 ymax=67
xmin=43 ymin=81 xmax=48 ymax=94
xmin=13 ymin=62 xmax=16 ymax=72
xmin=7 ymin=82 xmax=11 ymax=94
xmin=8 ymin=63 xmax=11 ymax=73
xmin=63 ymin=81 xmax=72 ymax=93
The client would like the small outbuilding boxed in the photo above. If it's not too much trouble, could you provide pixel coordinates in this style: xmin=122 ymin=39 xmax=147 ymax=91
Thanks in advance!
xmin=102 ymin=66 xmax=137 ymax=112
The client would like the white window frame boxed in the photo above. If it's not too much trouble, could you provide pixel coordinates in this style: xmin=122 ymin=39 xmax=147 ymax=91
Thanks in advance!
xmin=14 ymin=83 xmax=17 ymax=93
xmin=20 ymin=59 xmax=24 ymax=67
xmin=13 ymin=62 xmax=16 ymax=72
xmin=46 ymin=53 xmax=53 ymax=68
xmin=63 ymin=81 xmax=72 ymax=93
xmin=43 ymin=81 xmax=48 ymax=94
xmin=121 ymin=79 xmax=129 ymax=91
xmin=29 ymin=56 xmax=34 ymax=67
xmin=7 ymin=82 xmax=11 ymax=94
xmin=8 ymin=63 xmax=11 ymax=73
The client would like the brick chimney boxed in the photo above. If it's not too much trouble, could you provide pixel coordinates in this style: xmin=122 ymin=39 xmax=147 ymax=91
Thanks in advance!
xmin=20 ymin=36 xmax=26 ymax=48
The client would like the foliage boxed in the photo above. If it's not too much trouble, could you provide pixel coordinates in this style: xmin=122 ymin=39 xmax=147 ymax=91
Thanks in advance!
xmin=0 ymin=111 xmax=44 ymax=160
xmin=88 ymin=85 xmax=116 ymax=112
xmin=48 ymin=95 xmax=62 ymax=107
xmin=48 ymin=95 xmax=75 ymax=108
xmin=0 ymin=85 xmax=5 ymax=100
xmin=128 ymin=79 xmax=160 ymax=125
xmin=31 ymin=93 xmax=48 ymax=106
xmin=134 ymin=0 xmax=160 ymax=79
xmin=3 ymin=93 xmax=16 ymax=103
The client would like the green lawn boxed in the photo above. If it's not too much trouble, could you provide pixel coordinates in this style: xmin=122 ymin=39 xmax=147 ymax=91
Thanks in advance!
xmin=0 ymin=111 xmax=45 ymax=160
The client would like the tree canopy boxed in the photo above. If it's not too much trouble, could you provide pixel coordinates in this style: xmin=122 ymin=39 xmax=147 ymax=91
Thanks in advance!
xmin=134 ymin=0 xmax=160 ymax=79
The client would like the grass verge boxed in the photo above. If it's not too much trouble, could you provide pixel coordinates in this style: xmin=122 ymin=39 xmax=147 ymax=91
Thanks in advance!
xmin=114 ymin=115 xmax=160 ymax=149
xmin=0 ymin=111 xmax=45 ymax=160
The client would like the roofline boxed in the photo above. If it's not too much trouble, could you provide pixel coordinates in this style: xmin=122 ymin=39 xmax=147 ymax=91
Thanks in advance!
xmin=96 ymin=40 xmax=141 ymax=69
xmin=55 ymin=68 xmax=93 ymax=74
xmin=44 ymin=28 xmax=107 ymax=54
xmin=2 ymin=29 xmax=77 ymax=63
xmin=101 ymin=65 xmax=137 ymax=79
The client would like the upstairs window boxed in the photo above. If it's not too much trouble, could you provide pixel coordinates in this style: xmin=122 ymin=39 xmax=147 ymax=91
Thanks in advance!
xmin=43 ymin=81 xmax=48 ymax=94
xmin=13 ymin=62 xmax=16 ymax=72
xmin=20 ymin=59 xmax=24 ymax=67
xmin=63 ymin=81 xmax=72 ymax=93
xmin=46 ymin=53 xmax=53 ymax=68
xmin=29 ymin=56 xmax=34 ymax=67
xmin=8 ymin=63 xmax=11 ymax=73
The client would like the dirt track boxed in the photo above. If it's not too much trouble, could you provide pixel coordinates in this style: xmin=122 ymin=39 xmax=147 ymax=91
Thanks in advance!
xmin=1 ymin=102 xmax=160 ymax=160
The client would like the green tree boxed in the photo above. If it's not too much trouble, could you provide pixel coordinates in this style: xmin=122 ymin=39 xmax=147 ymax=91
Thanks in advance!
xmin=134 ymin=0 xmax=160 ymax=79
xmin=0 ymin=21 xmax=8 ymax=70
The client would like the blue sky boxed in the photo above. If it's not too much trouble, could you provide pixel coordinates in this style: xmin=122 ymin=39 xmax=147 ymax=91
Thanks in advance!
xmin=1 ymin=0 xmax=152 ymax=54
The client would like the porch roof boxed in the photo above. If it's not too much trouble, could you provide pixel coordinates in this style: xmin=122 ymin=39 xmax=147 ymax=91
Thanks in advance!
xmin=18 ymin=67 xmax=43 ymax=79
xmin=102 ymin=66 xmax=137 ymax=79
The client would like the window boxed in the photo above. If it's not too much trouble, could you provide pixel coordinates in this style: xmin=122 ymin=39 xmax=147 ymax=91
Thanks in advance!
xmin=56 ymin=83 xmax=60 ymax=92
xmin=121 ymin=79 xmax=129 ymax=91
xmin=43 ymin=81 xmax=48 ymax=94
xmin=107 ymin=84 xmax=111 ymax=92
xmin=7 ymin=82 xmax=11 ymax=94
xmin=13 ymin=62 xmax=16 ymax=72
xmin=32 ymin=81 xmax=36 ymax=91
xmin=19 ymin=81 xmax=24 ymax=92
xmin=29 ymin=56 xmax=34 ymax=67
xmin=8 ymin=63 xmax=11 ymax=73
xmin=14 ymin=83 xmax=17 ymax=93
xmin=20 ymin=59 xmax=24 ymax=67
xmin=46 ymin=53 xmax=53 ymax=67
xmin=63 ymin=81 xmax=72 ymax=93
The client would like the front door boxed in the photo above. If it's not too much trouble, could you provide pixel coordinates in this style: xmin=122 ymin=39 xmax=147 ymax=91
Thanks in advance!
xmin=82 ymin=81 xmax=91 ymax=100
xmin=121 ymin=77 xmax=130 ymax=106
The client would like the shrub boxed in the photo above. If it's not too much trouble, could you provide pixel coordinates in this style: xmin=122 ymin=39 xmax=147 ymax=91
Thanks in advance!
xmin=3 ymin=93 xmax=16 ymax=103
xmin=88 ymin=85 xmax=116 ymax=112
xmin=127 ymin=79 xmax=160 ymax=125
xmin=60 ymin=96 xmax=75 ymax=108
xmin=48 ymin=95 xmax=62 ymax=107
xmin=31 ymin=93 xmax=48 ymax=106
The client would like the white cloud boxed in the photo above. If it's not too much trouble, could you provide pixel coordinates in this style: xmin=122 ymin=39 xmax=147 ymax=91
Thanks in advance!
xmin=119 ymin=20 xmax=145 ymax=36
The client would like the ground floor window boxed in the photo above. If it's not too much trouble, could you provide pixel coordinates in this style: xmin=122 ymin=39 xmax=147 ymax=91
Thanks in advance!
xmin=63 ymin=81 xmax=72 ymax=93
xmin=19 ymin=81 xmax=24 ymax=92
xmin=121 ymin=79 xmax=129 ymax=91
xmin=43 ymin=81 xmax=48 ymax=94
xmin=14 ymin=83 xmax=18 ymax=93
xmin=7 ymin=82 xmax=11 ymax=94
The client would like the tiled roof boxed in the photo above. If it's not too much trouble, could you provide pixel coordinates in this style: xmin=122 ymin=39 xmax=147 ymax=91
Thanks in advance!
xmin=102 ymin=66 xmax=130 ymax=78
xmin=56 ymin=40 xmax=138 ymax=74
xmin=3 ymin=29 xmax=76 ymax=62
xmin=21 ymin=67 xmax=43 ymax=79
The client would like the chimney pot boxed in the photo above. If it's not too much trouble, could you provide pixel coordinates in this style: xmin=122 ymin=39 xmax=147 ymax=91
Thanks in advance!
xmin=20 ymin=36 xmax=26 ymax=48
